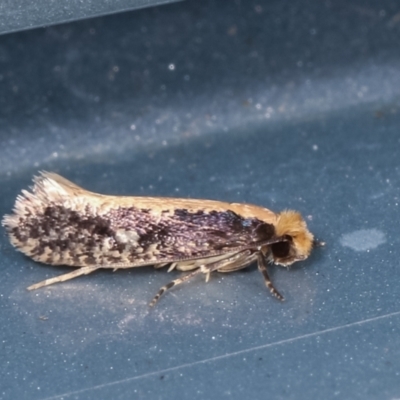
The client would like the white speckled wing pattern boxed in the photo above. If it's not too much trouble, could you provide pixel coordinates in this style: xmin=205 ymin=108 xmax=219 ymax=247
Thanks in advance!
xmin=2 ymin=172 xmax=277 ymax=268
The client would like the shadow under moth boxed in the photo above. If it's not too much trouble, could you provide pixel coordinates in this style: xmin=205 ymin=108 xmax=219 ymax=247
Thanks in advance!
xmin=2 ymin=172 xmax=318 ymax=306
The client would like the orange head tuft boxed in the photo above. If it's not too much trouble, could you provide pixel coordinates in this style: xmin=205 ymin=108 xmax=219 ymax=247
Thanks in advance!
xmin=268 ymin=210 xmax=314 ymax=266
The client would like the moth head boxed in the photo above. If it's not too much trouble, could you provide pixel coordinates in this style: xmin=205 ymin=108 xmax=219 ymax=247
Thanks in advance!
xmin=269 ymin=210 xmax=314 ymax=266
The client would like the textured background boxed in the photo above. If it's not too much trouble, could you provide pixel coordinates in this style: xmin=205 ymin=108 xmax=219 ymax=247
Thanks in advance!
xmin=1 ymin=0 xmax=400 ymax=399
xmin=0 ymin=0 xmax=180 ymax=35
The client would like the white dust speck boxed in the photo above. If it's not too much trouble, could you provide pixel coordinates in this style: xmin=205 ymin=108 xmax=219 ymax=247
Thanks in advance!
xmin=340 ymin=229 xmax=386 ymax=251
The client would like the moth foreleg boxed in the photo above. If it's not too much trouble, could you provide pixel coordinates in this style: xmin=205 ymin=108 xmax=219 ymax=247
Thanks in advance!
xmin=257 ymin=252 xmax=284 ymax=301
xmin=27 ymin=266 xmax=100 ymax=291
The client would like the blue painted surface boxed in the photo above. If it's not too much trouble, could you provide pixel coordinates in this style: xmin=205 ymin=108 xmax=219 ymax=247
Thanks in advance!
xmin=1 ymin=1 xmax=400 ymax=399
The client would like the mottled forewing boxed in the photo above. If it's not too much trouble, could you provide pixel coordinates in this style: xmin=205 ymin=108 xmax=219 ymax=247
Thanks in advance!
xmin=6 ymin=204 xmax=276 ymax=267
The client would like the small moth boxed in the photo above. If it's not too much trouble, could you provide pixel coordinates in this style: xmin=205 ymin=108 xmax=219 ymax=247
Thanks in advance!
xmin=2 ymin=172 xmax=317 ymax=306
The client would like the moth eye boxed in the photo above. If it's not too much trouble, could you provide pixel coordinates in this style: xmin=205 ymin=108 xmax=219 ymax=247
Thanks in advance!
xmin=271 ymin=240 xmax=291 ymax=258
xmin=254 ymin=223 xmax=275 ymax=240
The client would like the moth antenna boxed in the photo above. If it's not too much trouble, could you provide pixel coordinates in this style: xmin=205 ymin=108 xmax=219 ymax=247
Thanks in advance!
xmin=257 ymin=253 xmax=284 ymax=301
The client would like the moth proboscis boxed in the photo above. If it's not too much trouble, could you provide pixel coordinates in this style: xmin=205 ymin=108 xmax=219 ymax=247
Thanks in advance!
xmin=2 ymin=172 xmax=320 ymax=306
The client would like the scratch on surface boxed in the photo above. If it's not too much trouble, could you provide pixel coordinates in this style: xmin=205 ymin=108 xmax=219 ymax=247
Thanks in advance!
xmin=42 ymin=309 xmax=400 ymax=400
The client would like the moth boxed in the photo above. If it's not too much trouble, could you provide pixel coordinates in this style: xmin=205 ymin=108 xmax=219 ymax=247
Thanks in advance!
xmin=2 ymin=172 xmax=317 ymax=306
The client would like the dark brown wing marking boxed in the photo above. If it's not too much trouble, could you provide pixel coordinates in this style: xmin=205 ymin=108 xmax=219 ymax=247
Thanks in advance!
xmin=8 ymin=205 xmax=276 ymax=267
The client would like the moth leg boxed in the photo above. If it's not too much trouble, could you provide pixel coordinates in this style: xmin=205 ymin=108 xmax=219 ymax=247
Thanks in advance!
xmin=27 ymin=266 xmax=100 ymax=291
xmin=257 ymin=252 xmax=284 ymax=301
xmin=167 ymin=262 xmax=177 ymax=272
xmin=153 ymin=263 xmax=169 ymax=269
xmin=150 ymin=251 xmax=248 ymax=307
xmin=217 ymin=250 xmax=256 ymax=273
xmin=149 ymin=267 xmax=205 ymax=307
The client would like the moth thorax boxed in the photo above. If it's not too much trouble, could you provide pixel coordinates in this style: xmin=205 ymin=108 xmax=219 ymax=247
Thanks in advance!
xmin=270 ymin=210 xmax=314 ymax=266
